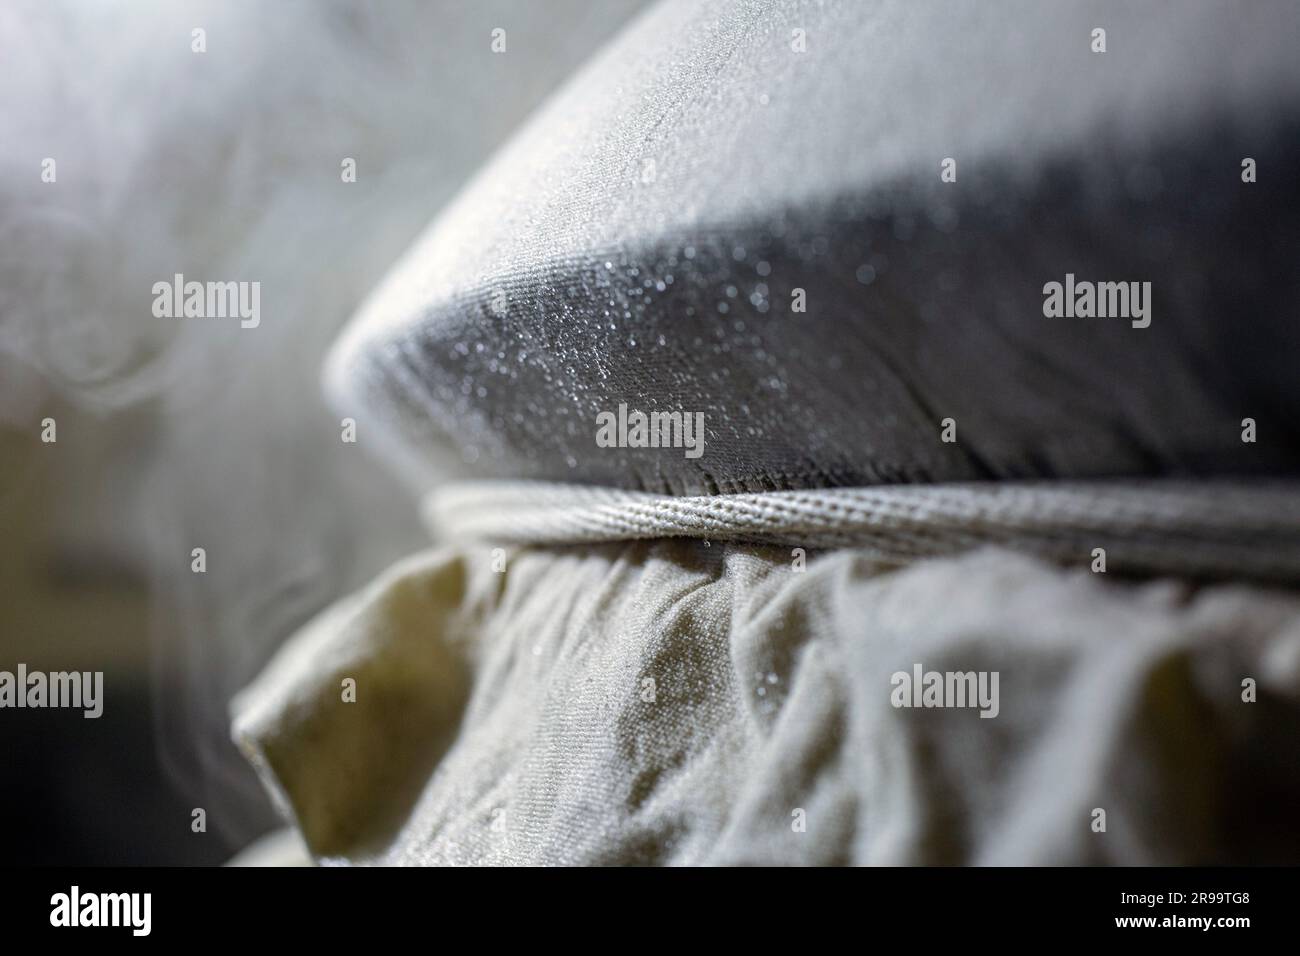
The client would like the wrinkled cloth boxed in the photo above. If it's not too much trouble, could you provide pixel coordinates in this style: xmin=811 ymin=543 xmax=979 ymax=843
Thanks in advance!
xmin=233 ymin=0 xmax=1300 ymax=867
xmin=233 ymin=540 xmax=1300 ymax=865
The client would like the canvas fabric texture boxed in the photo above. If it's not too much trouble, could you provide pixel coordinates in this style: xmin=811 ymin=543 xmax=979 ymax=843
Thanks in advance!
xmin=325 ymin=0 xmax=1300 ymax=494
xmin=233 ymin=485 xmax=1300 ymax=865
xmin=231 ymin=1 xmax=1300 ymax=866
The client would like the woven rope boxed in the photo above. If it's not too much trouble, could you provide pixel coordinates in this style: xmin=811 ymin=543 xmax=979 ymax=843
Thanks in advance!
xmin=424 ymin=480 xmax=1300 ymax=582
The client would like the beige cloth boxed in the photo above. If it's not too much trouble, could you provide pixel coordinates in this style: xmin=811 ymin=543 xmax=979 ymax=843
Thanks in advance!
xmin=234 ymin=533 xmax=1300 ymax=865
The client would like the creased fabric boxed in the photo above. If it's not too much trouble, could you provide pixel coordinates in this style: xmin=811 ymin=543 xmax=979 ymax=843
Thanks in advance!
xmin=233 ymin=539 xmax=1300 ymax=865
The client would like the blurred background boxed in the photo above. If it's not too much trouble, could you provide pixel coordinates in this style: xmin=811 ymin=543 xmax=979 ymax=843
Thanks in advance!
xmin=0 ymin=0 xmax=647 ymax=864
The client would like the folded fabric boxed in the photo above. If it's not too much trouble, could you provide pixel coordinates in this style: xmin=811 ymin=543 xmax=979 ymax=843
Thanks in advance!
xmin=233 ymin=532 xmax=1300 ymax=865
xmin=325 ymin=0 xmax=1300 ymax=495
xmin=234 ymin=1 xmax=1300 ymax=867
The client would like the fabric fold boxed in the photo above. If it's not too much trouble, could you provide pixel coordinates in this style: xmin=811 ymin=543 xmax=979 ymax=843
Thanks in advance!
xmin=231 ymin=551 xmax=484 ymax=860
xmin=232 ymin=536 xmax=1300 ymax=865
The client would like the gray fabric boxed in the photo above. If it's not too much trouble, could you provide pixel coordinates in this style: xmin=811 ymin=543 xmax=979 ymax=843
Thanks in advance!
xmin=425 ymin=479 xmax=1300 ymax=582
xmin=326 ymin=0 xmax=1300 ymax=495
xmin=233 ymin=541 xmax=1300 ymax=865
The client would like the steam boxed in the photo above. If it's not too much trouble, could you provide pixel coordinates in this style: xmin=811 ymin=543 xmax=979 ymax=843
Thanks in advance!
xmin=0 ymin=0 xmax=644 ymax=847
